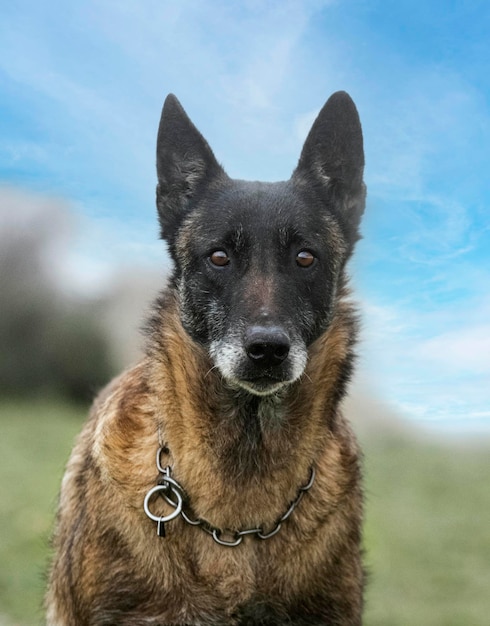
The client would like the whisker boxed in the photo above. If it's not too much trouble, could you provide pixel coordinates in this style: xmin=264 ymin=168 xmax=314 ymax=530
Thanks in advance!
xmin=301 ymin=371 xmax=313 ymax=384
xmin=204 ymin=364 xmax=219 ymax=379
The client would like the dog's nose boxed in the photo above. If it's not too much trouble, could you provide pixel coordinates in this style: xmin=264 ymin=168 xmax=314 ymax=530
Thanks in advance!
xmin=244 ymin=327 xmax=290 ymax=367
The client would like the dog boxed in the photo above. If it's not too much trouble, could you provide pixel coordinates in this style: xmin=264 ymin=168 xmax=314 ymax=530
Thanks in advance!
xmin=46 ymin=90 xmax=366 ymax=625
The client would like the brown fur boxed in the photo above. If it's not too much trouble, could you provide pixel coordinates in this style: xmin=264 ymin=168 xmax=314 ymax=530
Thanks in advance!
xmin=46 ymin=287 xmax=363 ymax=625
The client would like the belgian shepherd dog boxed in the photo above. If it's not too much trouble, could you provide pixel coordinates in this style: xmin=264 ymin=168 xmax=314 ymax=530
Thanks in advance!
xmin=46 ymin=91 xmax=366 ymax=625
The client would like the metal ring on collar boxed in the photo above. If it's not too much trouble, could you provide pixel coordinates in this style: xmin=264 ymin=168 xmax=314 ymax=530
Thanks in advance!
xmin=257 ymin=523 xmax=282 ymax=540
xmin=212 ymin=529 xmax=243 ymax=547
xmin=180 ymin=509 xmax=202 ymax=526
xmin=156 ymin=446 xmax=170 ymax=475
xmin=144 ymin=484 xmax=183 ymax=523
xmin=301 ymin=466 xmax=316 ymax=491
xmin=157 ymin=474 xmax=185 ymax=495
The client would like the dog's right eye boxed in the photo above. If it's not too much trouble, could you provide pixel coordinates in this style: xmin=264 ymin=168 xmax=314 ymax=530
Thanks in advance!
xmin=209 ymin=250 xmax=230 ymax=267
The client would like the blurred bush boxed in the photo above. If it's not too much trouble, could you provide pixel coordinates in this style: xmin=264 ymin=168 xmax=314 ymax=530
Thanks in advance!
xmin=0 ymin=187 xmax=115 ymax=402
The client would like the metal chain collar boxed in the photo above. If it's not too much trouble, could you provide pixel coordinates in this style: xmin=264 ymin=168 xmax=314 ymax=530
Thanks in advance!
xmin=143 ymin=446 xmax=316 ymax=547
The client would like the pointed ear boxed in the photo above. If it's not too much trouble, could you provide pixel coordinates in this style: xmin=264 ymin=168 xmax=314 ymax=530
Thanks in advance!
xmin=293 ymin=91 xmax=365 ymax=235
xmin=156 ymin=94 xmax=225 ymax=242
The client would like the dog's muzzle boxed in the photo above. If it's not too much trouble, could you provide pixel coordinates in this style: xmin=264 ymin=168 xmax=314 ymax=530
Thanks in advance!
xmin=209 ymin=324 xmax=307 ymax=396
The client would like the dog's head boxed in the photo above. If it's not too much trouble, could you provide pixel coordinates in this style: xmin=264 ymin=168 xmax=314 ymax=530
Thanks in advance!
xmin=156 ymin=93 xmax=365 ymax=396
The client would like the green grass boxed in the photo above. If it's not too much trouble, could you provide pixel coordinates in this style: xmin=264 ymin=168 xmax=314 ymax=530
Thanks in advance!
xmin=0 ymin=401 xmax=489 ymax=625
xmin=362 ymin=433 xmax=490 ymax=626
xmin=0 ymin=400 xmax=84 ymax=625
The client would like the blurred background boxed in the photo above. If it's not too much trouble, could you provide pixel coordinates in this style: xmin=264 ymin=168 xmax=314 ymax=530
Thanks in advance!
xmin=1 ymin=1 xmax=489 ymax=624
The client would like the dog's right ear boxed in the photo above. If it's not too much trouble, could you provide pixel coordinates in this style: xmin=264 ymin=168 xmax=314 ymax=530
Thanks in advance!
xmin=156 ymin=94 xmax=225 ymax=243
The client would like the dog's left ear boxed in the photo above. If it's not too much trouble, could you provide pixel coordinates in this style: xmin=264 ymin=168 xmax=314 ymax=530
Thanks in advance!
xmin=156 ymin=94 xmax=226 ymax=243
xmin=293 ymin=91 xmax=365 ymax=237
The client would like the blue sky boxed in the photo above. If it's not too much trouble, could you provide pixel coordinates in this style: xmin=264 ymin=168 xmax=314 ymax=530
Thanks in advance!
xmin=1 ymin=0 xmax=489 ymax=432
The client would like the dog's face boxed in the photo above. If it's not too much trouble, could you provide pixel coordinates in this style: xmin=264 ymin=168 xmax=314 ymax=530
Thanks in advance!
xmin=156 ymin=93 xmax=365 ymax=396
xmin=172 ymin=180 xmax=347 ymax=396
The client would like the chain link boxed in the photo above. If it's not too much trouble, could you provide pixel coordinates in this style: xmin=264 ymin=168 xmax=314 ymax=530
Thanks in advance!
xmin=144 ymin=447 xmax=316 ymax=547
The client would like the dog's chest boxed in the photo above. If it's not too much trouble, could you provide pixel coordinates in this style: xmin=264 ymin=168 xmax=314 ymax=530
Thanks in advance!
xmin=192 ymin=541 xmax=258 ymax=605
xmin=147 ymin=529 xmax=319 ymax=625
xmin=131 ymin=535 xmax=261 ymax=625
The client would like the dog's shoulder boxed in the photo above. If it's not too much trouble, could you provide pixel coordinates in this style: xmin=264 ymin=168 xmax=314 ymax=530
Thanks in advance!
xmin=89 ymin=362 xmax=158 ymax=489
xmin=57 ymin=361 xmax=159 ymax=508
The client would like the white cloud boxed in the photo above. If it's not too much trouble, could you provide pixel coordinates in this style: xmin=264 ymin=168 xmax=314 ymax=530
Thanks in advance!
xmin=415 ymin=325 xmax=490 ymax=373
xmin=356 ymin=292 xmax=490 ymax=430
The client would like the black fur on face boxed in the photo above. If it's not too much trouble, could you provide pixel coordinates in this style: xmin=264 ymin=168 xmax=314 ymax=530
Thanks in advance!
xmin=156 ymin=93 xmax=365 ymax=396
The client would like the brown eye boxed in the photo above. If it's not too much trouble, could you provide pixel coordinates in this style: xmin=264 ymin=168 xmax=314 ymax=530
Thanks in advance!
xmin=209 ymin=250 xmax=230 ymax=267
xmin=296 ymin=250 xmax=315 ymax=268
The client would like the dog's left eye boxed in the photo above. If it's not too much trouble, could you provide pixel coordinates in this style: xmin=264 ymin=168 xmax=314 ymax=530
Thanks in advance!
xmin=296 ymin=250 xmax=315 ymax=268
xmin=209 ymin=250 xmax=230 ymax=267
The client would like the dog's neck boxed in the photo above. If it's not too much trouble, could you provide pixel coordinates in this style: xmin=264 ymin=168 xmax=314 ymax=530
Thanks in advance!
xmin=146 ymin=289 xmax=357 ymax=486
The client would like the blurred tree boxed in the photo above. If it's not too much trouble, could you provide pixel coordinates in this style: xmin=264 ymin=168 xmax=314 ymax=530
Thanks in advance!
xmin=46 ymin=307 xmax=114 ymax=402
xmin=0 ymin=186 xmax=115 ymax=402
